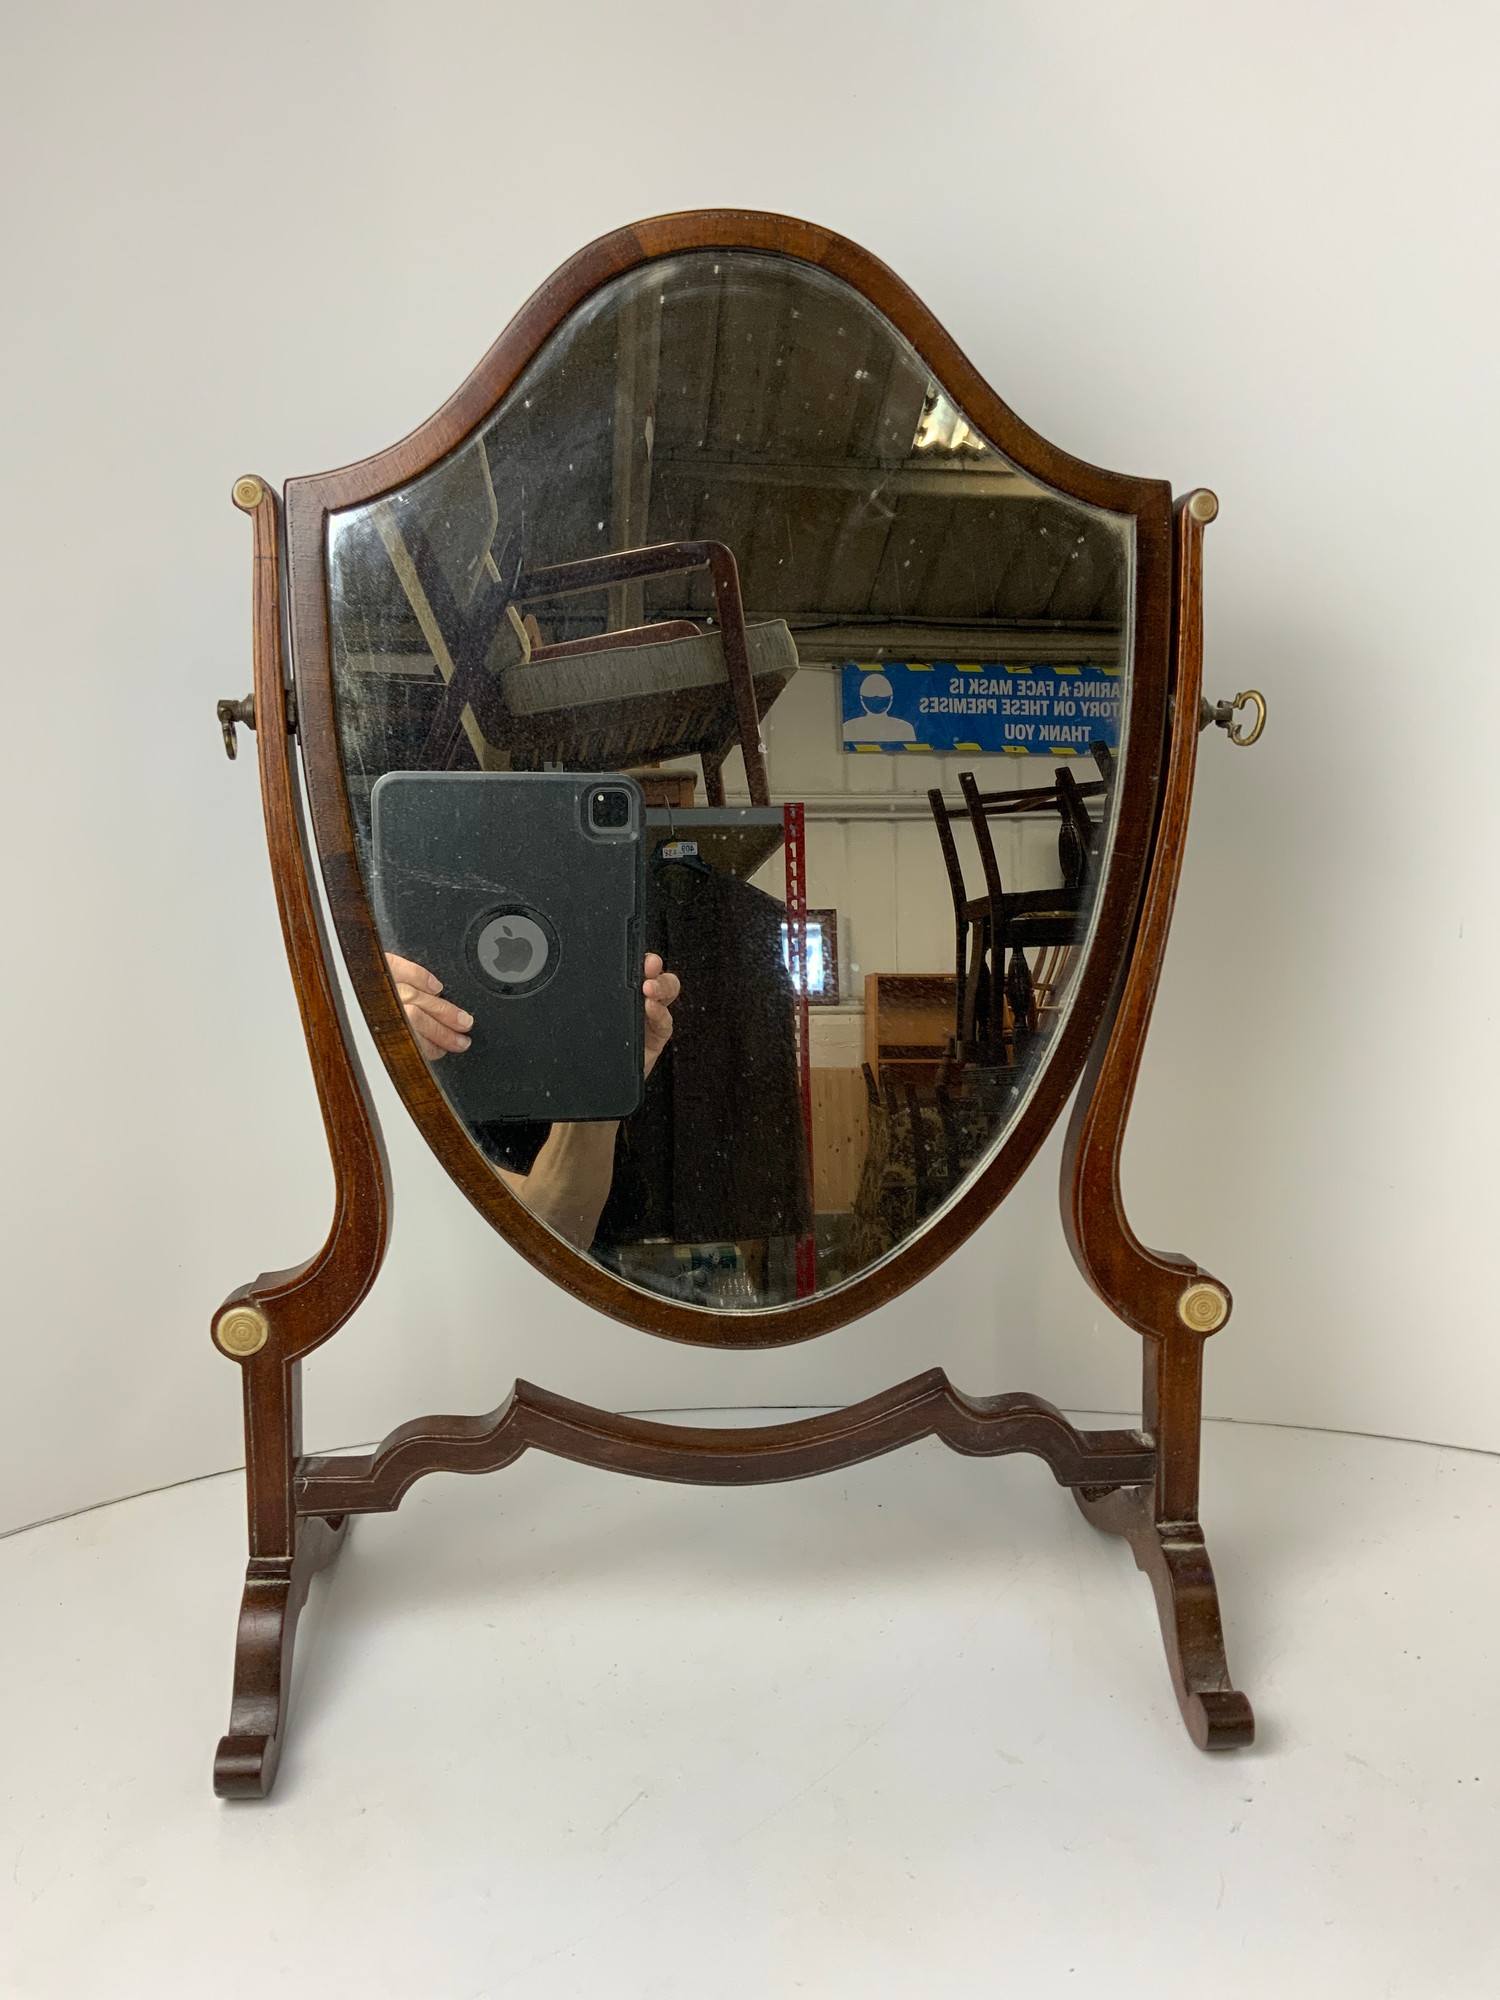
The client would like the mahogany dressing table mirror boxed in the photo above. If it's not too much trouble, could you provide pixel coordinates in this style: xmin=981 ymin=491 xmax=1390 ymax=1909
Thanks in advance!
xmin=211 ymin=211 xmax=1266 ymax=1798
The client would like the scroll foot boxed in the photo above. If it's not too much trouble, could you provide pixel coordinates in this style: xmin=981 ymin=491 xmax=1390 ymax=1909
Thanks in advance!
xmin=1075 ymin=1485 xmax=1253 ymax=1751
xmin=213 ymin=1514 xmax=350 ymax=1799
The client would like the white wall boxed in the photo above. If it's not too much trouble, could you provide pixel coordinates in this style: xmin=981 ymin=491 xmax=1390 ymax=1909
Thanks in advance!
xmin=3 ymin=0 xmax=1498 ymax=1534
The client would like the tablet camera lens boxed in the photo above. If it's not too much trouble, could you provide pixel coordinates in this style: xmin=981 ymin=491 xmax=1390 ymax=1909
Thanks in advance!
xmin=590 ymin=787 xmax=631 ymax=830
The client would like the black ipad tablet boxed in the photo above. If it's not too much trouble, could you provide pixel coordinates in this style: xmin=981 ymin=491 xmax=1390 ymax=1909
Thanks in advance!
xmin=370 ymin=771 xmax=645 ymax=1126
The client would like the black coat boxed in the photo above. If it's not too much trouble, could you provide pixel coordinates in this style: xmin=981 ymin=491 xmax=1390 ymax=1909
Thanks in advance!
xmin=476 ymin=863 xmax=813 ymax=1246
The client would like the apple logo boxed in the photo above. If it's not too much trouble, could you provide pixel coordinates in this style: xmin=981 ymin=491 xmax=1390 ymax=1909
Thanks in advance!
xmin=485 ymin=922 xmax=536 ymax=978
xmin=473 ymin=910 xmax=552 ymax=988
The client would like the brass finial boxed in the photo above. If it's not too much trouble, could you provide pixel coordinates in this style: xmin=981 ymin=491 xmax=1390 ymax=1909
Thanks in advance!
xmin=232 ymin=476 xmax=264 ymax=511
xmin=1186 ymin=489 xmax=1219 ymax=524
xmin=1177 ymin=1282 xmax=1230 ymax=1333
xmin=216 ymin=1304 xmax=270 ymax=1357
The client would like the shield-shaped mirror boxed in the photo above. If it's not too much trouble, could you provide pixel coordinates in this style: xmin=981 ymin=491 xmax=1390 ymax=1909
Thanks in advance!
xmin=287 ymin=220 xmax=1172 ymax=1344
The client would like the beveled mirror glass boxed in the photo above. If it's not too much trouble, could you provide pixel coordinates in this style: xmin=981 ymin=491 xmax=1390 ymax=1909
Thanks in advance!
xmin=315 ymin=248 xmax=1137 ymax=1323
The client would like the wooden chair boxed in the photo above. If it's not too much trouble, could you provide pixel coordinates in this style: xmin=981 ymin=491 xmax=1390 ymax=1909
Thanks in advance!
xmin=1054 ymin=764 xmax=1097 ymax=889
xmin=926 ymin=758 xmax=1110 ymax=1066
xmin=369 ymin=452 xmax=794 ymax=805
xmin=1034 ymin=753 xmax=1116 ymax=1022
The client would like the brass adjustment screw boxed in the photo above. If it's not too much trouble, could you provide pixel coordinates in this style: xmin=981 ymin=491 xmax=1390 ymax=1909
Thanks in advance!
xmin=1177 ymin=1283 xmax=1230 ymax=1333
xmin=232 ymin=476 xmax=264 ymax=510
xmin=217 ymin=1305 xmax=270 ymax=1357
xmin=217 ymin=693 xmax=256 ymax=759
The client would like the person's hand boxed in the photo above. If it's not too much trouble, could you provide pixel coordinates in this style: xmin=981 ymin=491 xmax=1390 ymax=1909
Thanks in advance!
xmin=387 ymin=949 xmax=676 ymax=1078
xmin=643 ymin=952 xmax=680 ymax=1078
xmin=385 ymin=953 xmax=473 ymax=1062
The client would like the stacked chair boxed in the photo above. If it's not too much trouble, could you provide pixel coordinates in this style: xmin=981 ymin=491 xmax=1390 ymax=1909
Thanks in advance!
xmin=362 ymin=441 xmax=798 ymax=803
xmin=926 ymin=746 xmax=1114 ymax=1072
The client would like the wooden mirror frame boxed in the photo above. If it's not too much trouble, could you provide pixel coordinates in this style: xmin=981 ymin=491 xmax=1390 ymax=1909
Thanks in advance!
xmin=210 ymin=212 xmax=1253 ymax=1797
xmin=284 ymin=211 xmax=1173 ymax=1350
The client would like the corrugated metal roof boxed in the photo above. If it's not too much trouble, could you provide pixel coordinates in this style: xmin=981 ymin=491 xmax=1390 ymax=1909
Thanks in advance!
xmin=334 ymin=249 xmax=1126 ymax=675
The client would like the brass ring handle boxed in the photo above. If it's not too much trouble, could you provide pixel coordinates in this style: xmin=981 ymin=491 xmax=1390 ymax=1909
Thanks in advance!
xmin=1226 ymin=688 xmax=1266 ymax=746
xmin=1199 ymin=688 xmax=1266 ymax=747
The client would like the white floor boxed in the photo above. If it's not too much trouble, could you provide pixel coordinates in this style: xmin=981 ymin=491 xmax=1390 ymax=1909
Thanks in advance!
xmin=2 ymin=1416 xmax=1497 ymax=2000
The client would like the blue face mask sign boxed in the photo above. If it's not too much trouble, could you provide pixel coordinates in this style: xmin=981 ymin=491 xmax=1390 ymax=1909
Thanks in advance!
xmin=840 ymin=662 xmax=1122 ymax=757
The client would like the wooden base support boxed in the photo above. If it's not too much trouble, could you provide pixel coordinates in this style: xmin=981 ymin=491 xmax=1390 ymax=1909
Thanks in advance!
xmin=213 ymin=1512 xmax=350 ymax=1799
xmin=1075 ymin=1483 xmax=1253 ymax=1750
xmin=295 ymin=1371 xmax=1153 ymax=1516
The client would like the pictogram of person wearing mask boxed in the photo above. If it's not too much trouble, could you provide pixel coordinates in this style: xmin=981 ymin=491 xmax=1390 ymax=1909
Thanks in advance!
xmin=843 ymin=670 xmax=917 ymax=744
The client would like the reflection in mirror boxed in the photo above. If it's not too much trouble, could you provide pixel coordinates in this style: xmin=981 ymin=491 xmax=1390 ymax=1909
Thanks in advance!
xmin=326 ymin=251 xmax=1132 ymax=1318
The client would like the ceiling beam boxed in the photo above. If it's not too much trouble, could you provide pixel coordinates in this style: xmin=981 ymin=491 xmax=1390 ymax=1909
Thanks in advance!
xmin=652 ymin=453 xmax=1045 ymax=501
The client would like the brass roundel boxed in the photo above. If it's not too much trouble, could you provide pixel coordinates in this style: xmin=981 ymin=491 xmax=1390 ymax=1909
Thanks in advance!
xmin=1186 ymin=489 xmax=1219 ymax=524
xmin=1177 ymin=1282 xmax=1229 ymax=1333
xmin=217 ymin=1304 xmax=270 ymax=1357
xmin=232 ymin=476 xmax=264 ymax=511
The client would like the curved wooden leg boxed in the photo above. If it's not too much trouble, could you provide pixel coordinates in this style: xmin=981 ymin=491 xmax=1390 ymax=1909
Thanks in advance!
xmin=214 ymin=1513 xmax=350 ymax=1799
xmin=1057 ymin=489 xmax=1256 ymax=1752
xmin=1075 ymin=1483 xmax=1253 ymax=1750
